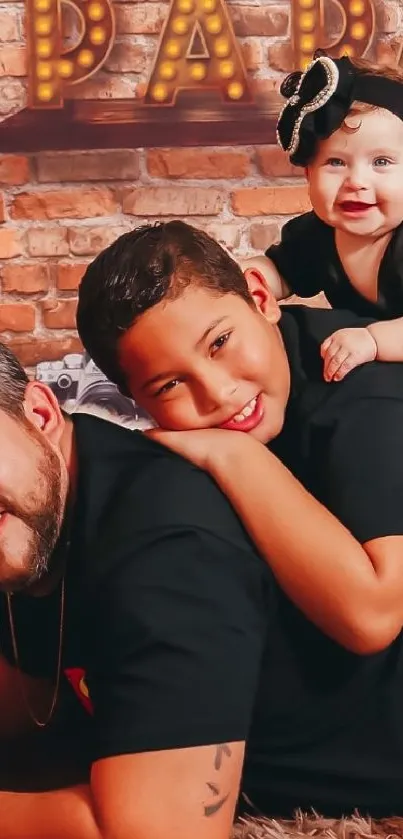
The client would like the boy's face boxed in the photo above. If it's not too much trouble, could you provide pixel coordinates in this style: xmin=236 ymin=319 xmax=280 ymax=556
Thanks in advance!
xmin=118 ymin=279 xmax=290 ymax=445
xmin=307 ymin=108 xmax=403 ymax=238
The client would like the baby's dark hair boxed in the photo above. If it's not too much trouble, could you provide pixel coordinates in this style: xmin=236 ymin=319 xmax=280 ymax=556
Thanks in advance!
xmin=77 ymin=220 xmax=253 ymax=392
xmin=0 ymin=341 xmax=29 ymax=419
xmin=345 ymin=57 xmax=403 ymax=127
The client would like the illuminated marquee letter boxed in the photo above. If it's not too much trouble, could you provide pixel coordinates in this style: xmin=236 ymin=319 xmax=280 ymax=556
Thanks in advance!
xmin=292 ymin=0 xmax=375 ymax=70
xmin=27 ymin=0 xmax=115 ymax=108
xmin=145 ymin=0 xmax=252 ymax=105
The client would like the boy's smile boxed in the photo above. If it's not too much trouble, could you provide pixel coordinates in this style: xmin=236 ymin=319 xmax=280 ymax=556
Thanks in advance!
xmin=118 ymin=283 xmax=291 ymax=445
xmin=219 ymin=393 xmax=264 ymax=433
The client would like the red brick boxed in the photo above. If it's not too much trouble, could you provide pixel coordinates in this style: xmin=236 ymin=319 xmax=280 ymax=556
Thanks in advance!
xmin=11 ymin=188 xmax=118 ymax=220
xmin=115 ymin=4 xmax=166 ymax=34
xmin=1 ymin=263 xmax=50 ymax=293
xmin=230 ymin=5 xmax=289 ymax=37
xmin=36 ymin=151 xmax=140 ymax=183
xmin=0 ymin=229 xmax=23 ymax=258
xmin=256 ymin=146 xmax=300 ymax=178
xmin=66 ymin=73 xmax=135 ymax=100
xmin=241 ymin=40 xmax=263 ymax=72
xmin=6 ymin=336 xmax=83 ymax=367
xmin=123 ymin=187 xmax=223 ymax=216
xmin=105 ymin=41 xmax=148 ymax=73
xmin=0 ymin=80 xmax=27 ymax=117
xmin=68 ymin=225 xmax=131 ymax=256
xmin=56 ymin=263 xmax=88 ymax=291
xmin=267 ymin=42 xmax=294 ymax=73
xmin=135 ymin=82 xmax=148 ymax=99
xmin=249 ymin=223 xmax=280 ymax=251
xmin=204 ymin=223 xmax=242 ymax=250
xmin=0 ymin=304 xmax=35 ymax=333
xmin=0 ymin=46 xmax=26 ymax=76
xmin=0 ymin=11 xmax=20 ymax=41
xmin=42 ymin=299 xmax=77 ymax=329
xmin=26 ymin=227 xmax=69 ymax=257
xmin=378 ymin=3 xmax=399 ymax=33
xmin=250 ymin=78 xmax=283 ymax=101
xmin=376 ymin=39 xmax=401 ymax=66
xmin=146 ymin=149 xmax=251 ymax=179
xmin=0 ymin=155 xmax=30 ymax=185
xmin=232 ymin=185 xmax=311 ymax=216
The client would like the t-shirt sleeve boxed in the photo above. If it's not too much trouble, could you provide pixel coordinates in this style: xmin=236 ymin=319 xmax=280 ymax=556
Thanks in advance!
xmin=319 ymin=395 xmax=403 ymax=544
xmin=266 ymin=212 xmax=328 ymax=298
xmin=87 ymin=465 xmax=269 ymax=762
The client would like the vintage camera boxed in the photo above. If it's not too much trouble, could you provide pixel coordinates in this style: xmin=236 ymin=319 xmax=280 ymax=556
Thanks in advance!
xmin=36 ymin=354 xmax=83 ymax=405
xmin=75 ymin=353 xmax=153 ymax=427
xmin=36 ymin=352 xmax=154 ymax=427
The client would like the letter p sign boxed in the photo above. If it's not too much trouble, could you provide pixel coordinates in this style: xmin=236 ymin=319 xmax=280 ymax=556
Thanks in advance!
xmin=292 ymin=0 xmax=375 ymax=70
xmin=27 ymin=0 xmax=115 ymax=107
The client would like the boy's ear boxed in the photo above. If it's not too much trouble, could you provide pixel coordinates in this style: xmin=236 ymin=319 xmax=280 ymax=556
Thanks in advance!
xmin=244 ymin=268 xmax=281 ymax=324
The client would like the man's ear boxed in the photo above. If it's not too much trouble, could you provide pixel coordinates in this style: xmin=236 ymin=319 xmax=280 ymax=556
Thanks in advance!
xmin=23 ymin=381 xmax=65 ymax=445
xmin=244 ymin=268 xmax=281 ymax=324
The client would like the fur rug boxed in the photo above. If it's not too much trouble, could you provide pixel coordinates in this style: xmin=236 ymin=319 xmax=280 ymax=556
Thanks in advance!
xmin=232 ymin=814 xmax=403 ymax=838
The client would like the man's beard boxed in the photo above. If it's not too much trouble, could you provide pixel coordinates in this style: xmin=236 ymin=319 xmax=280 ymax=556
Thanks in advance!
xmin=0 ymin=432 xmax=63 ymax=593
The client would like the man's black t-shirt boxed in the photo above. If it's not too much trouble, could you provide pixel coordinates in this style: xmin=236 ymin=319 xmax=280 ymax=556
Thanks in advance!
xmin=2 ymin=305 xmax=403 ymax=818
xmin=266 ymin=212 xmax=403 ymax=318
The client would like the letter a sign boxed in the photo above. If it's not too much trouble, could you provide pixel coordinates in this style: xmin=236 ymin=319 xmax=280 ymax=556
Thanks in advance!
xmin=144 ymin=0 xmax=252 ymax=104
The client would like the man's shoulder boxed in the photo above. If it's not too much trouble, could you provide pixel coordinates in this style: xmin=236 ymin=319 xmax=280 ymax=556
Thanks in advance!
xmin=72 ymin=412 xmax=256 ymax=554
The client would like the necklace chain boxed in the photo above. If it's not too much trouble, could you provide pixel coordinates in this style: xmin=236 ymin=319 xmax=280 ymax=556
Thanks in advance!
xmin=6 ymin=576 xmax=65 ymax=729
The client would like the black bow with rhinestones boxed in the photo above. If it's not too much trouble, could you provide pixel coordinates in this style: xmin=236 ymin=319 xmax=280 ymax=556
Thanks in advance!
xmin=277 ymin=54 xmax=403 ymax=167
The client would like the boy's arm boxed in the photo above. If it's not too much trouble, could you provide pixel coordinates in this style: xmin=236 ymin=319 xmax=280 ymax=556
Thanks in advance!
xmin=147 ymin=407 xmax=403 ymax=656
xmin=367 ymin=317 xmax=403 ymax=361
xmin=207 ymin=433 xmax=403 ymax=654
xmin=238 ymin=255 xmax=290 ymax=300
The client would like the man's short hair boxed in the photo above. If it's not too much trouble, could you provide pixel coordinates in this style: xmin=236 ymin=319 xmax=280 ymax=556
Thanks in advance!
xmin=77 ymin=220 xmax=252 ymax=393
xmin=0 ymin=342 xmax=29 ymax=418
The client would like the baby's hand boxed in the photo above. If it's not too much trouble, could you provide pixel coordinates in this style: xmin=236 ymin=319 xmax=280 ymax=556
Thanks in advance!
xmin=320 ymin=327 xmax=377 ymax=382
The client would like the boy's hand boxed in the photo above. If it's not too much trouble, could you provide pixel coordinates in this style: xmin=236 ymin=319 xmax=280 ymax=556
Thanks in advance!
xmin=321 ymin=327 xmax=377 ymax=382
xmin=145 ymin=427 xmax=252 ymax=474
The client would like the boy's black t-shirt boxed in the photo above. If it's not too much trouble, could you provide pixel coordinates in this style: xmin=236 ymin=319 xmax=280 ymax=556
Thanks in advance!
xmin=2 ymin=305 xmax=403 ymax=817
xmin=266 ymin=211 xmax=403 ymax=318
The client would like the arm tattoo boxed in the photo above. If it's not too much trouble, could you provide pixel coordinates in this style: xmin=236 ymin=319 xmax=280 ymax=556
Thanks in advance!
xmin=214 ymin=743 xmax=232 ymax=771
xmin=204 ymin=793 xmax=230 ymax=817
xmin=203 ymin=744 xmax=233 ymax=818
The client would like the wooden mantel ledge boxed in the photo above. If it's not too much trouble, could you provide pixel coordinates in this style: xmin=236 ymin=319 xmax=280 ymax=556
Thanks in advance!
xmin=0 ymin=91 xmax=280 ymax=152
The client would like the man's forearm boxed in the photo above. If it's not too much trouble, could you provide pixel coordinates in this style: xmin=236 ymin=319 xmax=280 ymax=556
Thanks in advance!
xmin=0 ymin=785 xmax=101 ymax=839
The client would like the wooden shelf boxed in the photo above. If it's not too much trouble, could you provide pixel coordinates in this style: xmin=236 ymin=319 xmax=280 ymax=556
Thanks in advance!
xmin=0 ymin=92 xmax=280 ymax=151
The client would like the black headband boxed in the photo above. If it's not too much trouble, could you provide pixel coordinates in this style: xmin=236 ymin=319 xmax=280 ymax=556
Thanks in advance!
xmin=277 ymin=55 xmax=403 ymax=167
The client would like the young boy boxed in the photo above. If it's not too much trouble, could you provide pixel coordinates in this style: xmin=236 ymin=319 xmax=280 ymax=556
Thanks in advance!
xmin=241 ymin=54 xmax=403 ymax=382
xmin=77 ymin=219 xmax=403 ymax=655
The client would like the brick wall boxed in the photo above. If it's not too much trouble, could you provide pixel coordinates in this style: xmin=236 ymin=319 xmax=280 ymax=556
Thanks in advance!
xmin=0 ymin=0 xmax=402 ymax=366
